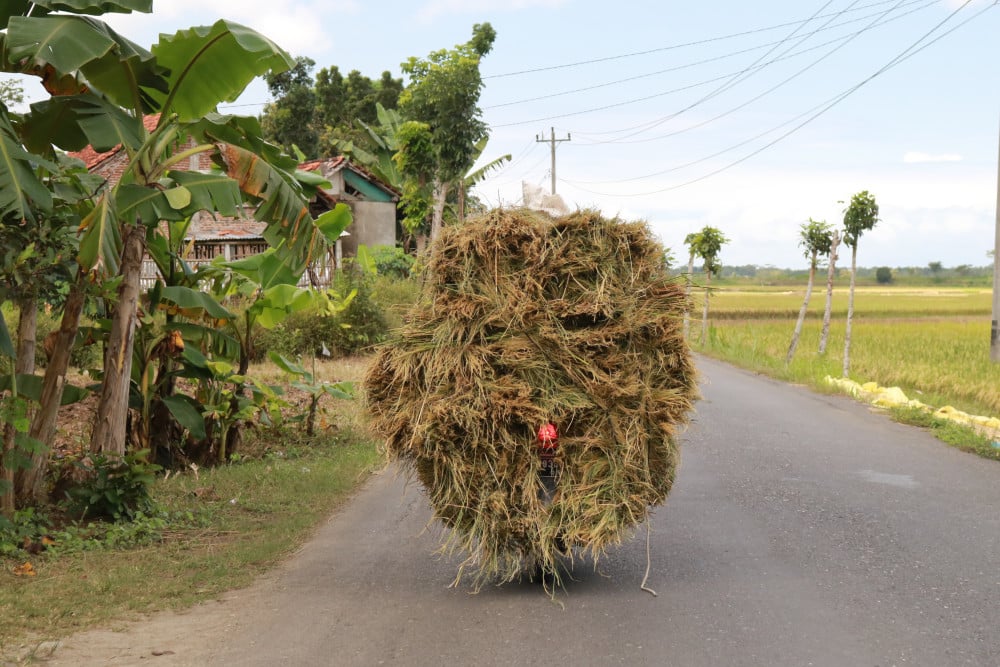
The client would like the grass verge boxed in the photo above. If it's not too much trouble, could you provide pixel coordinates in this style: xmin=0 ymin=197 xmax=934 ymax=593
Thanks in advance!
xmin=0 ymin=428 xmax=380 ymax=654
xmin=888 ymin=406 xmax=1000 ymax=461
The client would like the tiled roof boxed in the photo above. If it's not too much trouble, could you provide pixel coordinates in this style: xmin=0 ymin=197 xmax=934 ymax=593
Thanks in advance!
xmin=190 ymin=211 xmax=266 ymax=241
xmin=70 ymin=114 xmax=160 ymax=170
xmin=299 ymin=156 xmax=346 ymax=172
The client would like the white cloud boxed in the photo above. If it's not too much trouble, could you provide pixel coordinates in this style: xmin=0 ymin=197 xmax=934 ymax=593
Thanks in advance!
xmin=903 ymin=151 xmax=963 ymax=164
xmin=104 ymin=1 xmax=359 ymax=54
xmin=416 ymin=0 xmax=567 ymax=23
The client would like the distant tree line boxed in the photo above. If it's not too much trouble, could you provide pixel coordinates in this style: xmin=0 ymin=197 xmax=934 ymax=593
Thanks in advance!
xmin=701 ymin=263 xmax=993 ymax=284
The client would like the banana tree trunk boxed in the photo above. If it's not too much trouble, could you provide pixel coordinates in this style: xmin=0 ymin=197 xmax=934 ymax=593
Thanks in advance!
xmin=18 ymin=282 xmax=85 ymax=503
xmin=90 ymin=224 xmax=146 ymax=457
xmin=2 ymin=297 xmax=37 ymax=513
xmin=0 ymin=420 xmax=12 ymax=515
xmin=786 ymin=253 xmax=817 ymax=364
xmin=842 ymin=244 xmax=859 ymax=378
xmin=818 ymin=231 xmax=840 ymax=355
xmin=683 ymin=252 xmax=695 ymax=339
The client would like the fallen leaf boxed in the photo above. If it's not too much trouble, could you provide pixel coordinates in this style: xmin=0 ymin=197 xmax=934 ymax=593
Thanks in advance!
xmin=13 ymin=562 xmax=36 ymax=577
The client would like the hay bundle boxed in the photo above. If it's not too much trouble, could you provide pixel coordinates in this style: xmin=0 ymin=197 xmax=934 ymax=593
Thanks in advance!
xmin=364 ymin=208 xmax=698 ymax=585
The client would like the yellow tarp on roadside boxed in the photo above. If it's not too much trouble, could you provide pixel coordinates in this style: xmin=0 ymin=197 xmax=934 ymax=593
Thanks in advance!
xmin=824 ymin=376 xmax=999 ymax=439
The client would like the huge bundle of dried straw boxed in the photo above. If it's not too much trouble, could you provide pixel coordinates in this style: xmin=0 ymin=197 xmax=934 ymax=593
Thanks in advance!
xmin=365 ymin=208 xmax=698 ymax=586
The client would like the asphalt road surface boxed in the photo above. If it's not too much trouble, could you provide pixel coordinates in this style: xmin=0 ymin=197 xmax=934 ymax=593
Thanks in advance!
xmin=49 ymin=356 xmax=1000 ymax=666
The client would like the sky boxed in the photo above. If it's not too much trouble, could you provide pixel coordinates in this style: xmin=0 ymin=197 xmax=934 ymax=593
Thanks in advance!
xmin=10 ymin=0 xmax=1000 ymax=269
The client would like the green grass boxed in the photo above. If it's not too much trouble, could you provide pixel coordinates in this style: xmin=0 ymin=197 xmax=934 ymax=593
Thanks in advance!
xmin=1 ymin=351 xmax=384 ymax=655
xmin=0 ymin=431 xmax=380 ymax=650
xmin=889 ymin=406 xmax=1000 ymax=461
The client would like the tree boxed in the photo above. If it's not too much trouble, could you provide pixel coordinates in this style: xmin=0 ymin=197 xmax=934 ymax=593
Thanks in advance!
xmin=2 ymin=2 xmax=341 ymax=493
xmin=262 ymin=61 xmax=404 ymax=160
xmin=397 ymin=22 xmax=496 ymax=242
xmin=685 ymin=226 xmax=728 ymax=343
xmin=0 ymin=78 xmax=24 ymax=106
xmin=841 ymin=190 xmax=880 ymax=377
xmin=875 ymin=266 xmax=892 ymax=284
xmin=818 ymin=230 xmax=841 ymax=355
xmin=0 ymin=155 xmax=100 ymax=508
xmin=786 ymin=218 xmax=832 ymax=364
xmin=261 ymin=56 xmax=318 ymax=157
xmin=315 ymin=67 xmax=402 ymax=151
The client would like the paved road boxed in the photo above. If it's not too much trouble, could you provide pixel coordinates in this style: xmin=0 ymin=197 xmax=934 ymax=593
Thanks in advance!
xmin=51 ymin=356 xmax=1000 ymax=666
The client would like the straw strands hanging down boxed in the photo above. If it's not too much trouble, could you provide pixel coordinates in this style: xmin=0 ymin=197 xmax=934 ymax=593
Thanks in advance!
xmin=365 ymin=208 xmax=698 ymax=587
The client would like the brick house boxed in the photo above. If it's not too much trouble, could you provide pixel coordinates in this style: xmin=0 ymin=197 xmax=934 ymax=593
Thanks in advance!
xmin=71 ymin=118 xmax=399 ymax=287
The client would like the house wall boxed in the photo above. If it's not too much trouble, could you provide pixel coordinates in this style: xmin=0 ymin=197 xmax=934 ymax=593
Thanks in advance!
xmin=91 ymin=151 xmax=129 ymax=185
xmin=321 ymin=168 xmax=346 ymax=197
xmin=341 ymin=201 xmax=397 ymax=256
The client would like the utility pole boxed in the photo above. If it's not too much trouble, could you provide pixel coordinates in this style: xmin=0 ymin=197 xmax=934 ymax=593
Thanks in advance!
xmin=992 ymin=114 xmax=1000 ymax=362
xmin=536 ymin=126 xmax=571 ymax=195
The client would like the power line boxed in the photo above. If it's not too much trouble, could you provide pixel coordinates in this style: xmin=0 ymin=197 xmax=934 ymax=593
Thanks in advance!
xmin=561 ymin=0 xmax=991 ymax=198
xmin=580 ymin=0 xmax=936 ymax=146
xmin=562 ymin=0 xmax=911 ymax=175
xmin=482 ymin=0 xmax=920 ymax=79
xmin=491 ymin=0 xmax=922 ymax=133
xmin=483 ymin=0 xmax=929 ymax=112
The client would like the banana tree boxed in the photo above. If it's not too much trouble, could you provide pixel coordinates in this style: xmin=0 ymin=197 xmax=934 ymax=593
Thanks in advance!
xmin=3 ymin=2 xmax=347 ymax=465
xmin=458 ymin=136 xmax=510 ymax=223
xmin=269 ymin=351 xmax=353 ymax=437
xmin=330 ymin=103 xmax=405 ymax=189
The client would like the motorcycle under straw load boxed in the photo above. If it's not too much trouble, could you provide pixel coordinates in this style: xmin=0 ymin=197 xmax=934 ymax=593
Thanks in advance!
xmin=533 ymin=422 xmax=566 ymax=581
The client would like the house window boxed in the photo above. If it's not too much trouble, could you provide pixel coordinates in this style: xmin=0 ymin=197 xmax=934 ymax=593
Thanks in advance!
xmin=192 ymin=243 xmax=223 ymax=260
xmin=230 ymin=242 xmax=268 ymax=259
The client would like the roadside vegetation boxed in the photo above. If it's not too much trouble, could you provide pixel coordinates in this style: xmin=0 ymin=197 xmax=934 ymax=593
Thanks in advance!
xmin=1 ymin=406 xmax=380 ymax=652
xmin=0 ymin=276 xmax=418 ymax=655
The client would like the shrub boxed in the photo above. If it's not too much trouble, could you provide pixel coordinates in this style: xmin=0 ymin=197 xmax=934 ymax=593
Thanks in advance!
xmin=323 ymin=265 xmax=389 ymax=354
xmin=65 ymin=450 xmax=161 ymax=522
xmin=371 ymin=275 xmax=421 ymax=331
xmin=253 ymin=266 xmax=390 ymax=360
xmin=0 ymin=507 xmax=51 ymax=556
xmin=369 ymin=245 xmax=415 ymax=280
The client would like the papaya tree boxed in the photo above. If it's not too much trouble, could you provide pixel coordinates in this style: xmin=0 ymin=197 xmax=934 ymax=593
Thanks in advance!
xmin=687 ymin=226 xmax=728 ymax=343
xmin=682 ymin=231 xmax=701 ymax=340
xmin=841 ymin=190 xmax=880 ymax=376
xmin=786 ymin=218 xmax=832 ymax=364
xmin=817 ymin=229 xmax=841 ymax=355
xmin=2 ymin=2 xmax=349 ymax=486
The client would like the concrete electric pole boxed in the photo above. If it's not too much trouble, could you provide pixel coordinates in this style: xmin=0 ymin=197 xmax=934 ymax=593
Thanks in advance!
xmin=536 ymin=126 xmax=571 ymax=195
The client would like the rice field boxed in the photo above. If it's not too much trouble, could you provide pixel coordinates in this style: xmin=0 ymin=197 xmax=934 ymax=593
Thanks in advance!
xmin=690 ymin=286 xmax=1000 ymax=419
